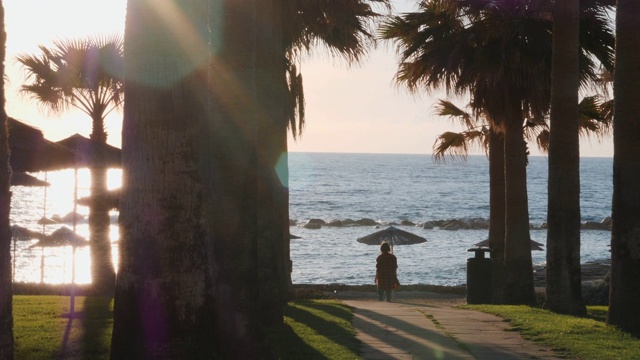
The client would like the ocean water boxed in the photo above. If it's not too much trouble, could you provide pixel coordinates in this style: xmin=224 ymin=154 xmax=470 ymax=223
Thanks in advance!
xmin=288 ymin=153 xmax=612 ymax=286
xmin=9 ymin=153 xmax=613 ymax=286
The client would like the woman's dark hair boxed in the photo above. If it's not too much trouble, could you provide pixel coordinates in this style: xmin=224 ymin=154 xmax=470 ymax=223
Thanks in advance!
xmin=380 ymin=242 xmax=391 ymax=253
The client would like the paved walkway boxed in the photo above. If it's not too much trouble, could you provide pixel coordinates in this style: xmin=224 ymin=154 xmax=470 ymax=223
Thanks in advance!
xmin=340 ymin=293 xmax=562 ymax=360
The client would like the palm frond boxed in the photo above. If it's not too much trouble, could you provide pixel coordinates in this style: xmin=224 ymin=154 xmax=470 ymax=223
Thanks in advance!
xmin=17 ymin=34 xmax=124 ymax=137
xmin=536 ymin=129 xmax=550 ymax=153
xmin=433 ymin=131 xmax=470 ymax=163
xmin=434 ymin=99 xmax=476 ymax=128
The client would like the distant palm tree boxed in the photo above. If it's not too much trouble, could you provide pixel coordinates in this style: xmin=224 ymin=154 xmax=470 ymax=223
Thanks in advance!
xmin=17 ymin=35 xmax=123 ymax=295
xmin=608 ymin=0 xmax=640 ymax=334
xmin=0 ymin=1 xmax=15 ymax=357
xmin=382 ymin=0 xmax=614 ymax=305
xmin=252 ymin=0 xmax=391 ymax=324
xmin=434 ymin=95 xmax=611 ymax=300
xmin=433 ymin=97 xmax=611 ymax=160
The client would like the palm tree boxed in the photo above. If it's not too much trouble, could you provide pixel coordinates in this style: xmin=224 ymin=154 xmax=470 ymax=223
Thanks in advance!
xmin=435 ymin=95 xmax=612 ymax=303
xmin=112 ymin=0 xmax=218 ymax=356
xmin=113 ymin=0 xmax=270 ymax=357
xmin=255 ymin=0 xmax=291 ymax=327
xmin=0 ymin=1 xmax=15 ymax=357
xmin=382 ymin=0 xmax=613 ymax=305
xmin=207 ymin=1 xmax=265 ymax=356
xmin=546 ymin=0 xmax=584 ymax=315
xmin=608 ymin=0 xmax=640 ymax=334
xmin=284 ymin=0 xmax=391 ymax=136
xmin=382 ymin=0 xmax=547 ymax=304
xmin=17 ymin=36 xmax=123 ymax=295
xmin=252 ymin=0 xmax=391 ymax=325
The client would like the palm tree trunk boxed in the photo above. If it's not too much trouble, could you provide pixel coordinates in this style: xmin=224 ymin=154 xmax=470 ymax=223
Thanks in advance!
xmin=111 ymin=0 xmax=217 ymax=357
xmin=208 ymin=0 xmax=270 ymax=356
xmin=502 ymin=95 xmax=536 ymax=306
xmin=88 ymin=157 xmax=115 ymax=295
xmin=608 ymin=0 xmax=640 ymax=334
xmin=256 ymin=0 xmax=291 ymax=326
xmin=0 ymin=2 xmax=15 ymax=356
xmin=545 ymin=0 xmax=585 ymax=315
xmin=488 ymin=127 xmax=505 ymax=304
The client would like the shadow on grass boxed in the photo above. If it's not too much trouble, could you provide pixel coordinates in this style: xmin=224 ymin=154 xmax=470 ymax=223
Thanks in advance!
xmin=80 ymin=297 xmax=113 ymax=359
xmin=267 ymin=321 xmax=327 ymax=359
xmin=267 ymin=300 xmax=359 ymax=359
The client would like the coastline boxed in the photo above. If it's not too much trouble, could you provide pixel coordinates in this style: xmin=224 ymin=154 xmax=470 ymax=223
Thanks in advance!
xmin=12 ymin=260 xmax=610 ymax=305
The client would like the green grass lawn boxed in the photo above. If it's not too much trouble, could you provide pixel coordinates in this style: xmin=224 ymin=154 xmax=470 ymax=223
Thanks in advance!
xmin=11 ymin=295 xmax=640 ymax=360
xmin=266 ymin=300 xmax=361 ymax=359
xmin=13 ymin=296 xmax=112 ymax=360
xmin=11 ymin=296 xmax=359 ymax=360
xmin=464 ymin=304 xmax=640 ymax=360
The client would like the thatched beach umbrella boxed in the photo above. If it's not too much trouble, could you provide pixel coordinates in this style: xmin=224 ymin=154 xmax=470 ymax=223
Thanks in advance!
xmin=11 ymin=225 xmax=45 ymax=241
xmin=55 ymin=133 xmax=121 ymax=168
xmin=30 ymin=226 xmax=89 ymax=248
xmin=357 ymin=225 xmax=427 ymax=252
xmin=474 ymin=238 xmax=544 ymax=251
xmin=10 ymin=172 xmax=50 ymax=187
xmin=7 ymin=117 xmax=78 ymax=172
xmin=76 ymin=188 xmax=120 ymax=210
xmin=10 ymin=225 xmax=46 ymax=282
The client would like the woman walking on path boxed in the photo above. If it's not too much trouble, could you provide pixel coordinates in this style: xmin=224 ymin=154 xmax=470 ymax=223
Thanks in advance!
xmin=375 ymin=242 xmax=398 ymax=301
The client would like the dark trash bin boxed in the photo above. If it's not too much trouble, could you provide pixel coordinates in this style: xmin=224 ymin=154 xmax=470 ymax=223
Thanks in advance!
xmin=466 ymin=248 xmax=493 ymax=304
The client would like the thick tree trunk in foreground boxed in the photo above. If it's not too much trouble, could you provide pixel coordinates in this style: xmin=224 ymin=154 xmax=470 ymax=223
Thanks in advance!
xmin=608 ymin=0 xmax=640 ymax=333
xmin=256 ymin=0 xmax=291 ymax=326
xmin=207 ymin=1 xmax=270 ymax=356
xmin=111 ymin=0 xmax=217 ymax=357
xmin=488 ymin=128 xmax=505 ymax=304
xmin=0 ymin=1 xmax=14 ymax=357
xmin=545 ymin=0 xmax=585 ymax=315
xmin=502 ymin=97 xmax=536 ymax=306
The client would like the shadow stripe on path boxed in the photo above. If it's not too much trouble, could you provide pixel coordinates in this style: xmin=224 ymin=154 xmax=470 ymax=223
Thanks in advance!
xmin=342 ymin=299 xmax=563 ymax=360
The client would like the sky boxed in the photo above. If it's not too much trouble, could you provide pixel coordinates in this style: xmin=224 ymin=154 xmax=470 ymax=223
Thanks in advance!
xmin=3 ymin=0 xmax=614 ymax=157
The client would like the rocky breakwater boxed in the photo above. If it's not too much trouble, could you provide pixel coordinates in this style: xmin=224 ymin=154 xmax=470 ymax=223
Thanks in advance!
xmin=292 ymin=216 xmax=613 ymax=231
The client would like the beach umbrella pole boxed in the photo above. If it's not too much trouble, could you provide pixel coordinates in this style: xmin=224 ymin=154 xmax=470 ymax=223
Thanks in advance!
xmin=40 ymin=172 xmax=48 ymax=284
xmin=12 ymin=237 xmax=16 ymax=282
xmin=70 ymin=168 xmax=78 ymax=316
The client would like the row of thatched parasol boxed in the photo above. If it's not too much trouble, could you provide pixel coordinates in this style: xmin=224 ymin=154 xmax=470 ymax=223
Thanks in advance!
xmin=8 ymin=117 xmax=121 ymax=174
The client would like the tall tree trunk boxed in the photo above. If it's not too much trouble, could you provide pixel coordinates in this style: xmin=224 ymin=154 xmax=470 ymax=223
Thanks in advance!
xmin=608 ymin=0 xmax=640 ymax=333
xmin=208 ymin=0 xmax=270 ymax=356
xmin=255 ymin=0 xmax=291 ymax=326
xmin=502 ymin=95 xmax=536 ymax=305
xmin=88 ymin=126 xmax=116 ymax=295
xmin=545 ymin=0 xmax=585 ymax=315
xmin=488 ymin=127 xmax=505 ymax=304
xmin=111 ymin=0 xmax=217 ymax=357
xmin=0 ymin=1 xmax=15 ymax=357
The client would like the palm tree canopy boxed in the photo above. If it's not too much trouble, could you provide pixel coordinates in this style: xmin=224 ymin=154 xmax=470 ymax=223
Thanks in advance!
xmin=285 ymin=0 xmax=390 ymax=61
xmin=433 ymin=95 xmax=611 ymax=160
xmin=285 ymin=0 xmax=391 ymax=138
xmin=17 ymin=35 xmax=124 ymax=139
xmin=380 ymin=0 xmax=614 ymax=127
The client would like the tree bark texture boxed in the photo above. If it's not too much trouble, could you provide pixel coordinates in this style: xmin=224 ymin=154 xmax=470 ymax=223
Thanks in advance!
xmin=502 ymin=95 xmax=536 ymax=305
xmin=488 ymin=128 xmax=505 ymax=304
xmin=207 ymin=1 xmax=271 ymax=356
xmin=88 ymin=163 xmax=116 ymax=296
xmin=545 ymin=0 xmax=585 ymax=315
xmin=111 ymin=0 xmax=218 ymax=358
xmin=255 ymin=0 xmax=292 ymax=326
xmin=608 ymin=0 xmax=640 ymax=334
xmin=0 ymin=1 xmax=15 ymax=357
